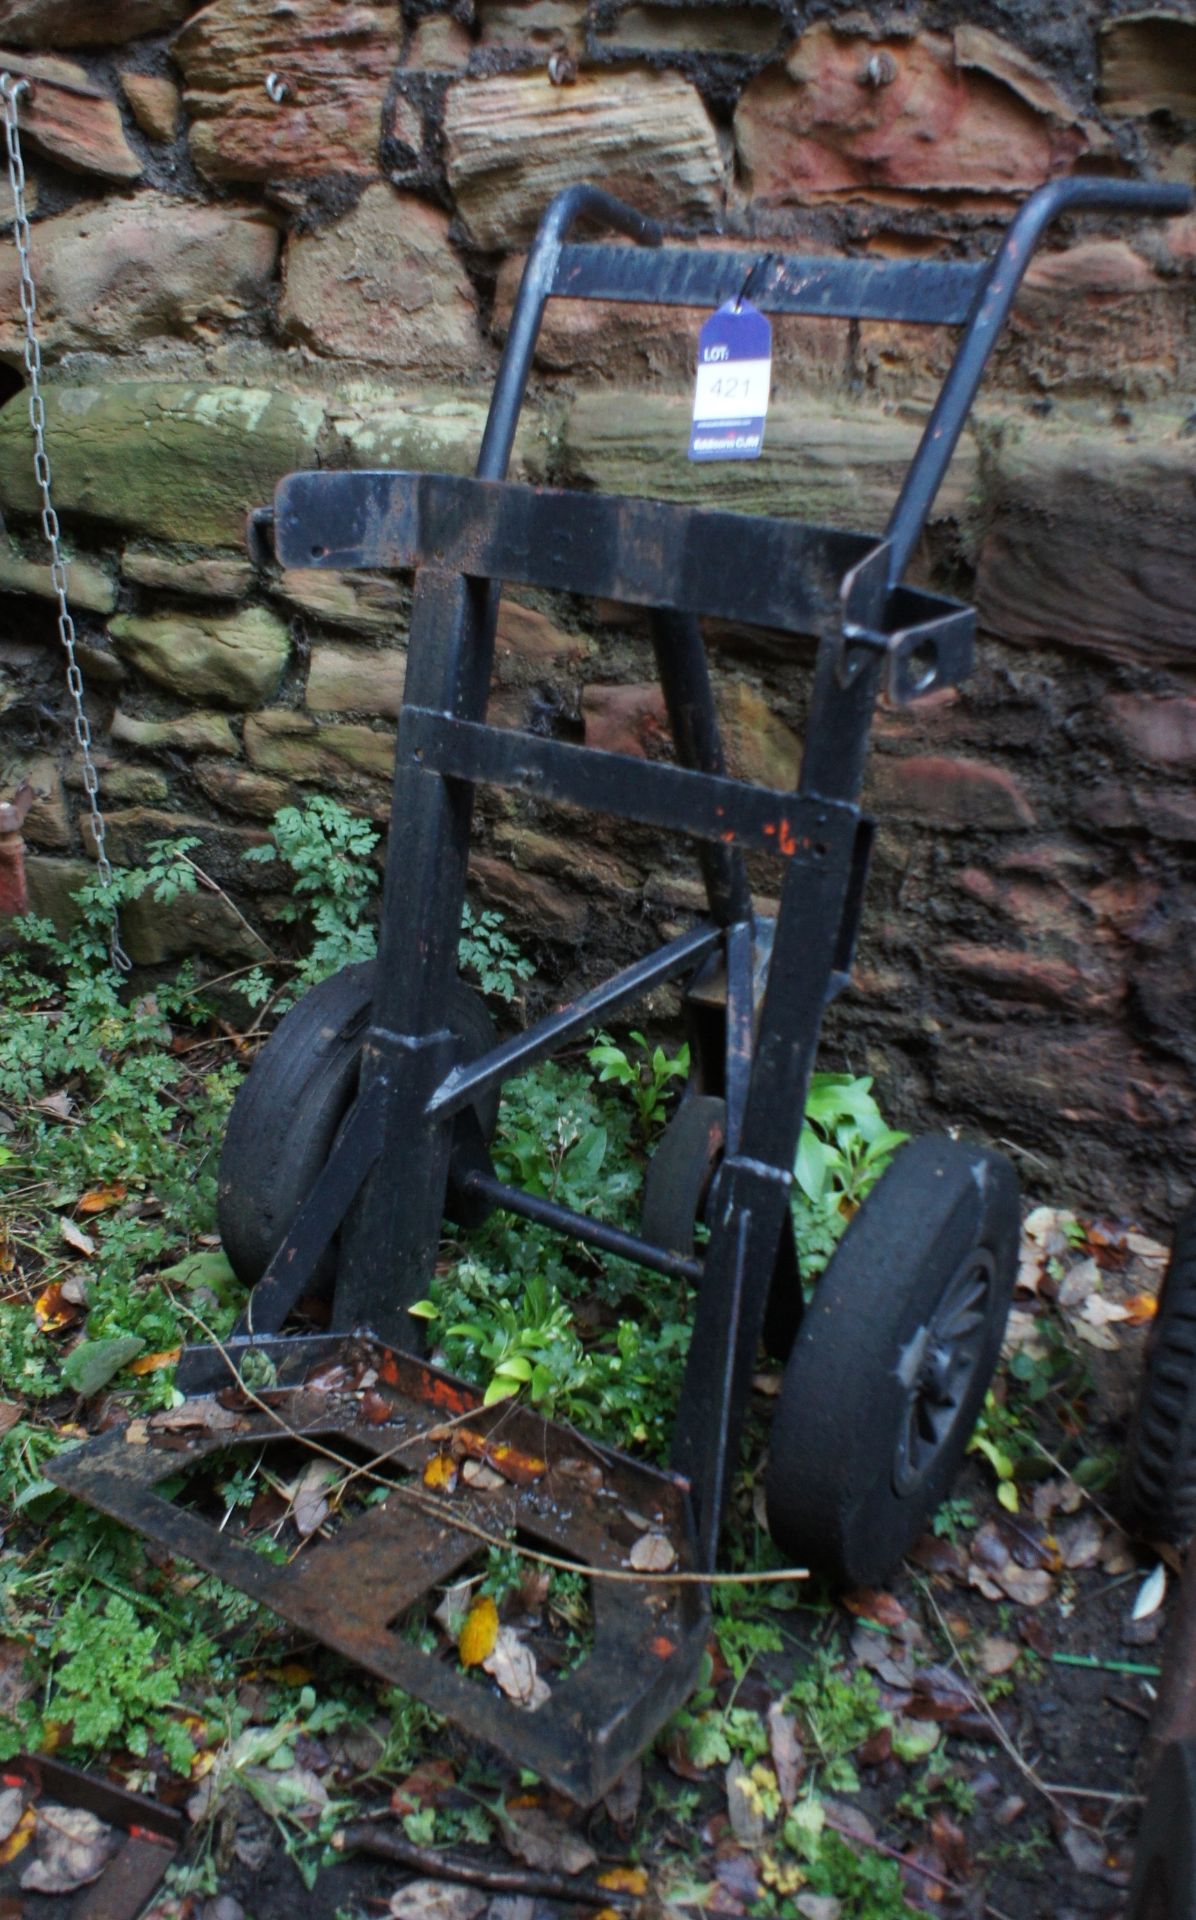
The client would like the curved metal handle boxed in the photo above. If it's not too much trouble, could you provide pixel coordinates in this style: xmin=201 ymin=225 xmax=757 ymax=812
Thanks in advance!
xmin=884 ymin=175 xmax=1194 ymax=585
xmin=477 ymin=186 xmax=662 ymax=482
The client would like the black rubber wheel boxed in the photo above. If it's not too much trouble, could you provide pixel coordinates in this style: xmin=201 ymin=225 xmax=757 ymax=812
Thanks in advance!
xmin=641 ymin=1094 xmax=802 ymax=1360
xmin=765 ymin=1134 xmax=1019 ymax=1589
xmin=218 ymin=962 xmax=500 ymax=1286
xmin=1121 ymin=1202 xmax=1196 ymax=1546
xmin=1127 ymin=1739 xmax=1196 ymax=1920
xmin=641 ymin=1095 xmax=726 ymax=1254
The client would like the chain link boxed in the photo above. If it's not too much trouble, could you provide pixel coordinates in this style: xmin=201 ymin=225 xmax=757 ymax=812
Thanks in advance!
xmin=0 ymin=72 xmax=130 ymax=971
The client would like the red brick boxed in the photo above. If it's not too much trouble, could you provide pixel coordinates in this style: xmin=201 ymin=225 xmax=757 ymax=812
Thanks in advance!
xmin=869 ymin=755 xmax=1036 ymax=830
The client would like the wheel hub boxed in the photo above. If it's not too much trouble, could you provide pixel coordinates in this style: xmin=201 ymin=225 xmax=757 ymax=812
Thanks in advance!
xmin=892 ymin=1248 xmax=995 ymax=1496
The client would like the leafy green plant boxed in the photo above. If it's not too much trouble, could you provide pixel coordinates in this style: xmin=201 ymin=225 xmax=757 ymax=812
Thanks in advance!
xmin=586 ymin=1029 xmax=691 ymax=1138
xmin=459 ymin=902 xmax=534 ymax=1003
xmin=787 ymin=1651 xmax=890 ymax=1794
xmin=792 ymin=1074 xmax=908 ymax=1280
xmin=242 ymin=795 xmax=380 ymax=1008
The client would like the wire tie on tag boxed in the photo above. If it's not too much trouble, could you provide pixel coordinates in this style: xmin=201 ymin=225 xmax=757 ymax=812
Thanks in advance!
xmin=733 ymin=251 xmax=776 ymax=313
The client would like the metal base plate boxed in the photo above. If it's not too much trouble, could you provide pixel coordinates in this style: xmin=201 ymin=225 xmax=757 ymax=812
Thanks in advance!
xmin=47 ymin=1333 xmax=709 ymax=1805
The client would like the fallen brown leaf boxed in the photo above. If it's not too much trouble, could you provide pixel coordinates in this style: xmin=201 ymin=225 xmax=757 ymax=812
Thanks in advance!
xmin=483 ymin=1627 xmax=550 ymax=1708
xmin=388 ymin=1883 xmax=486 ymax=1920
xmin=725 ymin=1757 xmax=765 ymax=1847
xmin=148 ymin=1400 xmax=242 ymax=1435
xmin=20 ymin=1803 xmax=114 ymax=1893
xmin=452 ymin=1429 xmax=546 ymax=1488
xmin=628 ymin=1532 xmax=676 ymax=1573
xmin=127 ymin=1346 xmax=181 ymax=1376
xmin=76 ymin=1183 xmax=127 ymax=1215
xmin=843 ymin=1589 xmax=907 ymax=1628
xmin=292 ymin=1460 xmax=336 ymax=1538
xmin=502 ymin=1803 xmax=596 ymax=1875
xmin=33 ymin=1282 xmax=81 ymax=1332
xmin=58 ymin=1217 xmax=95 ymax=1259
xmin=0 ymin=1402 xmax=21 ymax=1438
xmin=767 ymin=1701 xmax=804 ymax=1807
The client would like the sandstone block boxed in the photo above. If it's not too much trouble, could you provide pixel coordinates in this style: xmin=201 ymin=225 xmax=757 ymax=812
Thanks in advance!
xmin=23 ymin=854 xmax=92 ymax=933
xmin=120 ymin=885 xmax=269 ymax=965
xmin=275 ymin=567 xmax=407 ymax=637
xmin=404 ymin=15 xmax=472 ymax=69
xmin=120 ymin=72 xmax=182 ymax=141
xmin=0 ymin=0 xmax=191 ymax=44
xmin=110 ymin=709 xmax=239 ymax=756
xmin=81 ymin=763 xmax=169 ymax=805
xmin=0 ymin=382 xmax=325 ymax=545
xmin=492 ymin=821 xmax=640 ymax=895
xmin=243 ymin=709 xmax=393 ymax=789
xmin=581 ymin=682 xmax=669 ymax=758
xmin=122 ymin=545 xmax=255 ymax=600
xmin=1105 ymin=694 xmax=1196 ymax=769
xmin=281 ymin=188 xmax=479 ymax=373
xmin=1100 ymin=11 xmax=1196 ymax=118
xmin=601 ymin=4 xmax=781 ymax=56
xmin=976 ymin=427 xmax=1196 ymax=668
xmin=493 ymin=245 xmax=850 ymax=386
xmin=716 ymin=680 xmax=800 ymax=790
xmin=0 ymin=51 xmax=141 ymax=180
xmin=0 ymin=195 xmax=279 ymax=364
xmin=194 ymin=759 xmax=290 ymax=820
xmin=96 ymin=806 xmax=271 ymax=884
xmin=0 ymin=538 xmax=116 ymax=613
xmin=1 ymin=751 xmax=68 ymax=848
xmin=470 ymin=851 xmax=586 ymax=941
xmin=320 ymin=385 xmax=541 ymax=478
xmin=941 ymin=943 xmax=1115 ymax=1014
xmin=306 ymin=643 xmax=406 ymax=717
xmin=110 ymin=606 xmax=289 ymax=707
xmin=1003 ymin=241 xmax=1191 ymax=398
xmin=496 ymin=597 xmax=588 ymax=681
xmin=174 ymin=0 xmax=399 ymax=182
xmin=444 ymin=71 xmax=724 ymax=248
xmin=734 ymin=23 xmax=1090 ymax=206
xmin=476 ymin=1 xmax=585 ymax=50
xmin=559 ymin=391 xmax=977 ymax=532
xmin=868 ymin=755 xmax=1036 ymax=830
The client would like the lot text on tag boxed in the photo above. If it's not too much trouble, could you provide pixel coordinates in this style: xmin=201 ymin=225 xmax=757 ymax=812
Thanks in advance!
xmin=688 ymin=300 xmax=772 ymax=463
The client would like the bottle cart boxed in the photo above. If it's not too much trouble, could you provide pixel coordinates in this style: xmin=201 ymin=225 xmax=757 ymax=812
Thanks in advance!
xmin=50 ymin=173 xmax=1191 ymax=1804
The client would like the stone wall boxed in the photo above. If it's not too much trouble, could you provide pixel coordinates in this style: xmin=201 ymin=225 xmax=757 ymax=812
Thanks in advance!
xmin=0 ymin=0 xmax=1193 ymax=1223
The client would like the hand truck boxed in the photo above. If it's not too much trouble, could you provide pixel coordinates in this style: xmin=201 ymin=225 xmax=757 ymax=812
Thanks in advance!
xmin=51 ymin=173 xmax=1191 ymax=1805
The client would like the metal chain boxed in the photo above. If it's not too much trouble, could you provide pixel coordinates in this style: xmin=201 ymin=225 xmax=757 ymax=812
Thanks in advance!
xmin=0 ymin=72 xmax=130 ymax=971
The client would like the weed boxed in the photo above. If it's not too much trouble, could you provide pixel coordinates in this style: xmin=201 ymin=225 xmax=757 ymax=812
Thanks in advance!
xmin=931 ymin=1494 xmax=978 ymax=1542
xmin=587 ymin=1029 xmax=690 ymax=1139
xmin=787 ymin=1651 xmax=890 ymax=1794
xmin=792 ymin=1074 xmax=907 ymax=1280
xmin=459 ymin=902 xmax=534 ymax=1003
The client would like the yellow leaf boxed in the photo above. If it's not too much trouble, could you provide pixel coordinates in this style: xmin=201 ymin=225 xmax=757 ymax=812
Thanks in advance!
xmin=128 ymin=1346 xmax=182 ymax=1375
xmin=1124 ymin=1292 xmax=1159 ymax=1325
xmin=598 ymin=1867 xmax=649 ymax=1895
xmin=423 ymin=1452 xmax=459 ymax=1493
xmin=0 ymin=1805 xmax=35 ymax=1864
xmin=458 ymin=1595 xmax=499 ymax=1668
xmin=77 ymin=1182 xmax=127 ymax=1215
xmin=33 ymin=1283 xmax=78 ymax=1332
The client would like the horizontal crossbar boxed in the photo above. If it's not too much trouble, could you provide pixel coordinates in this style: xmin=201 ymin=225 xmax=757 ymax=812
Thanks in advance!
xmin=551 ymin=245 xmax=987 ymax=326
xmin=274 ymin=471 xmax=879 ymax=637
xmin=428 ymin=920 xmax=721 ymax=1121
xmin=402 ymin=706 xmax=855 ymax=858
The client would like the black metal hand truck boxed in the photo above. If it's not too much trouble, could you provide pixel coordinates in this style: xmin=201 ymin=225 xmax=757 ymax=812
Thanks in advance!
xmin=51 ymin=174 xmax=1190 ymax=1804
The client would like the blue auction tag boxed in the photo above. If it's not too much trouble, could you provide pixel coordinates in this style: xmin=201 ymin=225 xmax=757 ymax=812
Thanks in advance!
xmin=688 ymin=300 xmax=772 ymax=463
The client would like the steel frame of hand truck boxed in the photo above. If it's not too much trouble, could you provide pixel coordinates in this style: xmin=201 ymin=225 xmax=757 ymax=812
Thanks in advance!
xmin=50 ymin=173 xmax=1190 ymax=1805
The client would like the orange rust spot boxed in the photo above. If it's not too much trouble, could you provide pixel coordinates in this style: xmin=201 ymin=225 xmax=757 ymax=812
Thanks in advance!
xmin=721 ymin=831 xmax=735 ymax=843
xmin=762 ymin=822 xmax=776 ymax=837
xmin=417 ymin=1370 xmax=477 ymax=1415
xmin=650 ymin=1635 xmax=676 ymax=1659
xmin=778 ymin=819 xmax=797 ymax=857
xmin=378 ymin=1351 xmax=402 ymax=1387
